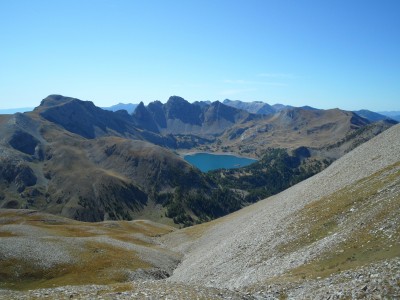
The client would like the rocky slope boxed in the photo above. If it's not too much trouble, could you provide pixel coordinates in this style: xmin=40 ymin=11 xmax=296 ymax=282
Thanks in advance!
xmin=163 ymin=123 xmax=400 ymax=297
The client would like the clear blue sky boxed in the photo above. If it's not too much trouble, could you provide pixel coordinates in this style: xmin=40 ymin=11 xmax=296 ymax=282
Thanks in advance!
xmin=1 ymin=0 xmax=399 ymax=111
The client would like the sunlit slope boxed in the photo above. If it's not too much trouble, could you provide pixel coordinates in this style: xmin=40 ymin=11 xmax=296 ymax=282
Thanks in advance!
xmin=0 ymin=210 xmax=179 ymax=290
xmin=166 ymin=124 xmax=400 ymax=296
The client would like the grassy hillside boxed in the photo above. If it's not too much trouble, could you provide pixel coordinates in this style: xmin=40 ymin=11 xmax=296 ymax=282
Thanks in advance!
xmin=0 ymin=209 xmax=178 ymax=290
xmin=258 ymin=161 xmax=399 ymax=289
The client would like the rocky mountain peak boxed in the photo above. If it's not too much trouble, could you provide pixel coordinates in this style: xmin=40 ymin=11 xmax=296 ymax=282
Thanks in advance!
xmin=39 ymin=94 xmax=86 ymax=108
xmin=166 ymin=95 xmax=187 ymax=105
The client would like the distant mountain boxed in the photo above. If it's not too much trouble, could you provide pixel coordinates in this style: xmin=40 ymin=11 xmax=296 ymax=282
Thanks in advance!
xmin=223 ymin=99 xmax=275 ymax=115
xmin=379 ymin=111 xmax=400 ymax=121
xmin=0 ymin=107 xmax=34 ymax=114
xmin=193 ymin=100 xmax=211 ymax=107
xmin=215 ymin=107 xmax=395 ymax=159
xmin=222 ymin=99 xmax=317 ymax=115
xmin=133 ymin=96 xmax=260 ymax=136
xmin=353 ymin=109 xmax=393 ymax=122
xmin=272 ymin=103 xmax=293 ymax=111
xmin=300 ymin=105 xmax=318 ymax=110
xmin=102 ymin=102 xmax=138 ymax=114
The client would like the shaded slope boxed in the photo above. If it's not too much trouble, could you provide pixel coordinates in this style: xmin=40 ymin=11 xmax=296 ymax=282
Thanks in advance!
xmin=132 ymin=96 xmax=260 ymax=136
xmin=37 ymin=94 xmax=138 ymax=139
xmin=36 ymin=94 xmax=177 ymax=147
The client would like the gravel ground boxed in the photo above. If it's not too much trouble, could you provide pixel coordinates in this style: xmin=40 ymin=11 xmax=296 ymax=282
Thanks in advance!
xmin=87 ymin=236 xmax=181 ymax=275
xmin=0 ymin=281 xmax=253 ymax=300
xmin=248 ymin=258 xmax=400 ymax=299
xmin=0 ymin=236 xmax=78 ymax=268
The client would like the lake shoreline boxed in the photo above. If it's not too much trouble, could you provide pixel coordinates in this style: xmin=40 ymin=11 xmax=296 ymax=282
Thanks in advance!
xmin=177 ymin=150 xmax=257 ymax=160
xmin=180 ymin=152 xmax=258 ymax=172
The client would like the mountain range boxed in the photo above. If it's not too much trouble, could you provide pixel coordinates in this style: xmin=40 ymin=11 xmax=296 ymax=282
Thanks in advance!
xmin=0 ymin=94 xmax=396 ymax=227
xmin=2 ymin=99 xmax=399 ymax=123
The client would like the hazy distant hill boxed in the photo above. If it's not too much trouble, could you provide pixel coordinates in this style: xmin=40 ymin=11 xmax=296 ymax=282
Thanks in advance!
xmin=222 ymin=99 xmax=275 ymax=115
xmin=353 ymin=109 xmax=393 ymax=122
xmin=379 ymin=111 xmax=400 ymax=121
xmin=0 ymin=107 xmax=34 ymax=114
xmin=222 ymin=99 xmax=397 ymax=125
xmin=102 ymin=102 xmax=138 ymax=114
xmin=223 ymin=99 xmax=324 ymax=115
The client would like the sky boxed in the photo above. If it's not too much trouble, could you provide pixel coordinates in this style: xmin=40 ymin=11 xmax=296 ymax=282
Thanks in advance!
xmin=0 ymin=0 xmax=399 ymax=111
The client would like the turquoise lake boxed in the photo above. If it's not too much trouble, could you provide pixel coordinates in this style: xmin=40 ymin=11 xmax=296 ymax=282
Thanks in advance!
xmin=183 ymin=153 xmax=257 ymax=172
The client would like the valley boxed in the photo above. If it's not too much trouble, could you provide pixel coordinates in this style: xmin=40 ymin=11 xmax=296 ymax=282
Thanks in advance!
xmin=0 ymin=95 xmax=394 ymax=226
xmin=0 ymin=95 xmax=399 ymax=298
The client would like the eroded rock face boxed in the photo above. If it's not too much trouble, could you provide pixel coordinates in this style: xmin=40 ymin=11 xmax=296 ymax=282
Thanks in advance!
xmin=15 ymin=164 xmax=37 ymax=192
xmin=0 ymin=160 xmax=37 ymax=192
xmin=8 ymin=130 xmax=40 ymax=155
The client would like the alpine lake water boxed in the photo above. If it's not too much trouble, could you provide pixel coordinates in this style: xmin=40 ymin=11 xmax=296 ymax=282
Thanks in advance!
xmin=183 ymin=152 xmax=257 ymax=172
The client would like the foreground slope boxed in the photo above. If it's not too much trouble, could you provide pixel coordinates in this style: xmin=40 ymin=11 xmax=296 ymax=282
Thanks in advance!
xmin=0 ymin=209 xmax=179 ymax=290
xmin=164 ymin=124 xmax=400 ymax=297
xmin=0 ymin=210 xmax=249 ymax=299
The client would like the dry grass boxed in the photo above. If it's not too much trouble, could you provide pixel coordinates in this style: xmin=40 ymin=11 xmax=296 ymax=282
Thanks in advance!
xmin=0 ymin=241 xmax=150 ymax=290
xmin=275 ymin=161 xmax=400 ymax=281
xmin=0 ymin=210 xmax=176 ymax=290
